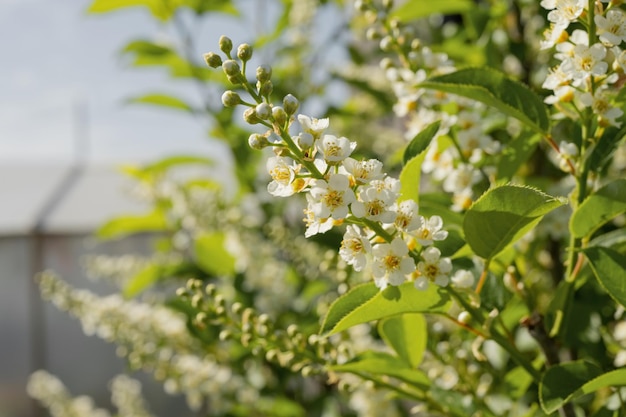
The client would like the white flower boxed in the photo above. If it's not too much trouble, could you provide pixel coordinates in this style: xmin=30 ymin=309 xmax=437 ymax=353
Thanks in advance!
xmin=316 ymin=134 xmax=356 ymax=164
xmin=443 ymin=164 xmax=482 ymax=194
xmin=342 ymin=158 xmax=385 ymax=184
xmin=451 ymin=188 xmax=474 ymax=212
xmin=308 ymin=174 xmax=355 ymax=220
xmin=298 ymin=114 xmax=329 ymax=139
xmin=392 ymin=199 xmax=421 ymax=232
xmin=339 ymin=225 xmax=371 ymax=271
xmin=561 ymin=43 xmax=608 ymax=80
xmin=579 ymin=89 xmax=623 ymax=127
xmin=414 ymin=247 xmax=452 ymax=290
xmin=413 ymin=215 xmax=448 ymax=246
xmin=303 ymin=203 xmax=334 ymax=237
xmin=352 ymin=178 xmax=399 ymax=223
xmin=596 ymin=9 xmax=626 ymax=46
xmin=266 ymin=157 xmax=302 ymax=197
xmin=372 ymin=238 xmax=416 ymax=290
xmin=541 ymin=0 xmax=586 ymax=27
xmin=559 ymin=141 xmax=579 ymax=158
xmin=451 ymin=270 xmax=475 ymax=288
xmin=422 ymin=145 xmax=456 ymax=181
xmin=541 ymin=23 xmax=569 ymax=50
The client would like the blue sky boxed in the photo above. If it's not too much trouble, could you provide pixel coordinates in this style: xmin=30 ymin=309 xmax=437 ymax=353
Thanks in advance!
xmin=0 ymin=0 xmax=234 ymax=164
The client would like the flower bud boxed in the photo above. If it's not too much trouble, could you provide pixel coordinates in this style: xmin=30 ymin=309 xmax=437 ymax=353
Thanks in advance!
xmin=379 ymin=35 xmax=394 ymax=52
xmin=255 ymin=103 xmax=272 ymax=120
xmin=203 ymin=52 xmax=222 ymax=68
xmin=272 ymin=106 xmax=288 ymax=126
xmin=256 ymin=65 xmax=272 ymax=83
xmin=237 ymin=43 xmax=253 ymax=61
xmin=458 ymin=311 xmax=472 ymax=324
xmin=222 ymin=59 xmax=241 ymax=77
xmin=283 ymin=94 xmax=299 ymax=115
xmin=221 ymin=91 xmax=242 ymax=107
xmin=382 ymin=0 xmax=393 ymax=10
xmin=258 ymin=80 xmax=273 ymax=97
xmin=243 ymin=108 xmax=261 ymax=124
xmin=227 ymin=75 xmax=241 ymax=85
xmin=219 ymin=35 xmax=233 ymax=54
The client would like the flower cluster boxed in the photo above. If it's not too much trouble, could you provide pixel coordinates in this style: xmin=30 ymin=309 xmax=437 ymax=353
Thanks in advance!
xmin=541 ymin=0 xmax=625 ymax=130
xmin=203 ymin=36 xmax=479 ymax=292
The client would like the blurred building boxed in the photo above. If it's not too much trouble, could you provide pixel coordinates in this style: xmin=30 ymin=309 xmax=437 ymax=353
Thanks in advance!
xmin=0 ymin=163 xmax=190 ymax=417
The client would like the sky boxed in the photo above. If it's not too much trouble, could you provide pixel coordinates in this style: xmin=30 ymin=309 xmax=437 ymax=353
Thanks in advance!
xmin=0 ymin=0 xmax=237 ymax=165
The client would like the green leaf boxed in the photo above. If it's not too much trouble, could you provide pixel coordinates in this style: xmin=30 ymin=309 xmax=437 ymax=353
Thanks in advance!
xmin=97 ymin=210 xmax=168 ymax=239
xmin=570 ymin=179 xmax=626 ymax=239
xmin=540 ymin=361 xmax=626 ymax=413
xmin=582 ymin=247 xmax=626 ymax=308
xmin=463 ymin=185 xmax=565 ymax=259
xmin=194 ymin=232 xmax=236 ymax=277
xmin=403 ymin=121 xmax=441 ymax=165
xmin=399 ymin=152 xmax=425 ymax=204
xmin=391 ymin=0 xmax=474 ymax=22
xmin=420 ymin=68 xmax=550 ymax=134
xmin=330 ymin=351 xmax=430 ymax=389
xmin=87 ymin=0 xmax=180 ymax=21
xmin=320 ymin=282 xmax=451 ymax=336
xmin=123 ymin=261 xmax=194 ymax=298
xmin=127 ymin=93 xmax=194 ymax=113
xmin=378 ymin=313 xmax=427 ymax=368
xmin=497 ymin=131 xmax=542 ymax=182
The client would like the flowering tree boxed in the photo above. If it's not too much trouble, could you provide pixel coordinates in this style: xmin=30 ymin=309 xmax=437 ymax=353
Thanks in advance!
xmin=29 ymin=1 xmax=626 ymax=417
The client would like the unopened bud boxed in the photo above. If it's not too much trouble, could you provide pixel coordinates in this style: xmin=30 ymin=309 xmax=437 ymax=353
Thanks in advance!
xmin=255 ymin=103 xmax=272 ymax=120
xmin=379 ymin=35 xmax=394 ymax=52
xmin=237 ymin=43 xmax=253 ymax=61
xmin=458 ymin=311 xmax=472 ymax=324
xmin=203 ymin=52 xmax=222 ymax=68
xmin=283 ymin=94 xmax=299 ymax=115
xmin=219 ymin=35 xmax=233 ymax=54
xmin=222 ymin=59 xmax=240 ymax=77
xmin=382 ymin=0 xmax=393 ymax=10
xmin=221 ymin=91 xmax=242 ymax=107
xmin=258 ymin=80 xmax=273 ymax=97
xmin=243 ymin=108 xmax=261 ymax=124
xmin=272 ymin=106 xmax=288 ymax=126
xmin=256 ymin=65 xmax=272 ymax=83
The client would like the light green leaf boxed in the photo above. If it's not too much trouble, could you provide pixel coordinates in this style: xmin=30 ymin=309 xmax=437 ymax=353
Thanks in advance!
xmin=330 ymin=351 xmax=430 ymax=390
xmin=540 ymin=361 xmax=626 ymax=413
xmin=378 ymin=313 xmax=427 ymax=368
xmin=403 ymin=121 xmax=441 ymax=165
xmin=420 ymin=68 xmax=550 ymax=134
xmin=87 ymin=0 xmax=180 ymax=21
xmin=127 ymin=93 xmax=194 ymax=113
xmin=320 ymin=282 xmax=451 ymax=336
xmin=123 ymin=261 xmax=193 ymax=298
xmin=463 ymin=185 xmax=565 ymax=260
xmin=582 ymin=247 xmax=626 ymax=308
xmin=570 ymin=179 xmax=626 ymax=238
xmin=399 ymin=152 xmax=425 ymax=204
xmin=497 ymin=131 xmax=541 ymax=182
xmin=97 ymin=210 xmax=169 ymax=240
xmin=391 ymin=0 xmax=473 ymax=22
xmin=194 ymin=232 xmax=236 ymax=277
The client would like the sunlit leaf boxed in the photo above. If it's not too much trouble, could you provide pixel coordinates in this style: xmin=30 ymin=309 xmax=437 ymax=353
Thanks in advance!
xmin=97 ymin=210 xmax=169 ymax=239
xmin=127 ymin=93 xmax=194 ymax=113
xmin=320 ymin=282 xmax=451 ymax=336
xmin=378 ymin=313 xmax=427 ymax=368
xmin=570 ymin=179 xmax=626 ymax=239
xmin=330 ymin=351 xmax=430 ymax=389
xmin=403 ymin=121 xmax=441 ymax=165
xmin=399 ymin=153 xmax=425 ymax=204
xmin=540 ymin=361 xmax=626 ymax=413
xmin=583 ymin=247 xmax=626 ymax=308
xmin=391 ymin=0 xmax=473 ymax=22
xmin=420 ymin=68 xmax=550 ymax=134
xmin=194 ymin=232 xmax=236 ymax=277
xmin=87 ymin=0 xmax=181 ymax=21
xmin=463 ymin=185 xmax=565 ymax=259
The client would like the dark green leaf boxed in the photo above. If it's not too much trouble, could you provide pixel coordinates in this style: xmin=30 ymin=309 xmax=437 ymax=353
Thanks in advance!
xmin=320 ymin=282 xmax=451 ymax=336
xmin=420 ymin=68 xmax=550 ymax=134
xmin=403 ymin=121 xmax=441 ymax=165
xmin=570 ymin=179 xmax=626 ymax=239
xmin=497 ymin=131 xmax=541 ymax=182
xmin=583 ymin=247 xmax=626 ymax=308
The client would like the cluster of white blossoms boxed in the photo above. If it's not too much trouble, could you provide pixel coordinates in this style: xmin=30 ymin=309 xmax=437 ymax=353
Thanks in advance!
xmin=541 ymin=0 xmax=625 ymax=129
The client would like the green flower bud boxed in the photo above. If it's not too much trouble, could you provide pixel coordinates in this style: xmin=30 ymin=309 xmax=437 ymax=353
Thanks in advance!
xmin=283 ymin=94 xmax=299 ymax=115
xmin=243 ymin=108 xmax=261 ymax=125
xmin=255 ymin=103 xmax=272 ymax=120
xmin=272 ymin=106 xmax=288 ymax=126
xmin=227 ymin=75 xmax=242 ymax=85
xmin=258 ymin=80 xmax=273 ymax=97
xmin=237 ymin=43 xmax=253 ymax=61
xmin=222 ymin=59 xmax=241 ymax=77
xmin=221 ymin=91 xmax=242 ymax=107
xmin=256 ymin=65 xmax=272 ymax=83
xmin=203 ymin=52 xmax=222 ymax=68
xmin=219 ymin=35 xmax=233 ymax=54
